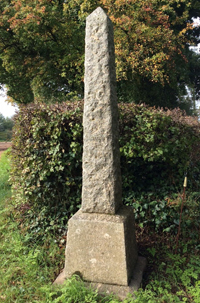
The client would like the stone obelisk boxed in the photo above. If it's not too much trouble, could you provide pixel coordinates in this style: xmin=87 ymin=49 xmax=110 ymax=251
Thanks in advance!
xmin=62 ymin=7 xmax=145 ymax=299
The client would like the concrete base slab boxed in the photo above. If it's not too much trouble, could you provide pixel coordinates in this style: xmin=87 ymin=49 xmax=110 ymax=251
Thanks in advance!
xmin=54 ymin=256 xmax=147 ymax=300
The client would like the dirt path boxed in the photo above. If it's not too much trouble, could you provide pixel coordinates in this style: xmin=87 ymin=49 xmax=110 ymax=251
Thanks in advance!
xmin=0 ymin=142 xmax=12 ymax=160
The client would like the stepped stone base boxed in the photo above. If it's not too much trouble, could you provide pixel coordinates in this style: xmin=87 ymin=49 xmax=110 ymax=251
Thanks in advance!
xmin=54 ymin=257 xmax=147 ymax=300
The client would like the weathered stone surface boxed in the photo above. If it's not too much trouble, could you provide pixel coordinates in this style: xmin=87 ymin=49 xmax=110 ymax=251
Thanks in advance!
xmin=54 ymin=257 xmax=147 ymax=301
xmin=65 ymin=207 xmax=138 ymax=286
xmin=82 ymin=7 xmax=122 ymax=214
xmin=87 ymin=257 xmax=147 ymax=300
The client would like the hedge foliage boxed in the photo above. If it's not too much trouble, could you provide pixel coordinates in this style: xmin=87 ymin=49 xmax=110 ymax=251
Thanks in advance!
xmin=119 ymin=103 xmax=200 ymax=194
xmin=10 ymin=101 xmax=200 ymax=240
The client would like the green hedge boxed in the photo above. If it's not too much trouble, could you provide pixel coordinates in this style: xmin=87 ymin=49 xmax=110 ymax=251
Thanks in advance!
xmin=119 ymin=104 xmax=200 ymax=193
xmin=10 ymin=101 xmax=200 ymax=240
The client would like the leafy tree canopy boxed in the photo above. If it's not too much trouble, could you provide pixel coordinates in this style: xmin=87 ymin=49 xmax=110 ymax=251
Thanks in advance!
xmin=0 ymin=0 xmax=199 ymax=110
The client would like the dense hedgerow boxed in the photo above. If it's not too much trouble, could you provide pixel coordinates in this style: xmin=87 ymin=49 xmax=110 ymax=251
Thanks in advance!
xmin=11 ymin=102 xmax=83 ymax=242
xmin=10 ymin=101 xmax=200 ymax=240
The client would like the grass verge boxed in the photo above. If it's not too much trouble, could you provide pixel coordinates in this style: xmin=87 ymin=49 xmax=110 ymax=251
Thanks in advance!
xmin=0 ymin=150 xmax=63 ymax=302
xmin=0 ymin=149 xmax=11 ymax=203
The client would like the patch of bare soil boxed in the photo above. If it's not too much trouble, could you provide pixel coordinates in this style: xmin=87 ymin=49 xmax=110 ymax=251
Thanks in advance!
xmin=0 ymin=142 xmax=12 ymax=159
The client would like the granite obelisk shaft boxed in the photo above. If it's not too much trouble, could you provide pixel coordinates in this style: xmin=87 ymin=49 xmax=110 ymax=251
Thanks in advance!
xmin=82 ymin=7 xmax=122 ymax=214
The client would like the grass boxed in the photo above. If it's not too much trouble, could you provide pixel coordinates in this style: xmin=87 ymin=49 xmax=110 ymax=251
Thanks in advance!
xmin=0 ymin=149 xmax=11 ymax=202
xmin=0 ymin=150 xmax=60 ymax=302
xmin=0 ymin=150 xmax=200 ymax=302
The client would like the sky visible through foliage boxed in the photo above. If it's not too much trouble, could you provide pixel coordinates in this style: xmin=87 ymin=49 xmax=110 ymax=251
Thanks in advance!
xmin=0 ymin=91 xmax=16 ymax=118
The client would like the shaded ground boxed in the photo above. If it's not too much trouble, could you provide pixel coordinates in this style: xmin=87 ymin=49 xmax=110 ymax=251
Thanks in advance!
xmin=0 ymin=142 xmax=11 ymax=159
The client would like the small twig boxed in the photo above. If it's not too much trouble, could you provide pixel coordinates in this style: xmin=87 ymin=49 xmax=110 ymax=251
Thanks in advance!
xmin=175 ymin=176 xmax=187 ymax=254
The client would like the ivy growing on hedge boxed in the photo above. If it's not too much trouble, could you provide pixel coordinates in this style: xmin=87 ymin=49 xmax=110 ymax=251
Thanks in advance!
xmin=10 ymin=101 xmax=200 ymax=239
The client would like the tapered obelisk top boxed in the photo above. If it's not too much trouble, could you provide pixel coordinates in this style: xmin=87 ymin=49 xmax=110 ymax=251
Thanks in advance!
xmin=82 ymin=7 xmax=122 ymax=214
xmin=86 ymin=7 xmax=107 ymax=20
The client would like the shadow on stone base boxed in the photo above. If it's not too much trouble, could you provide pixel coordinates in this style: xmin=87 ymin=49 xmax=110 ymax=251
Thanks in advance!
xmin=54 ymin=256 xmax=147 ymax=301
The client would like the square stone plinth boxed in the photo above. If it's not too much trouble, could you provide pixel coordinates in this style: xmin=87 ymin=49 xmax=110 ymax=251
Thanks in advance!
xmin=64 ymin=206 xmax=138 ymax=286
